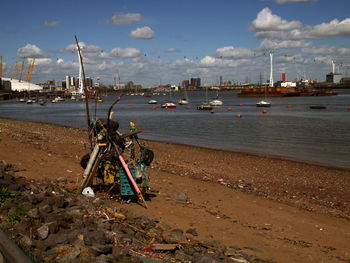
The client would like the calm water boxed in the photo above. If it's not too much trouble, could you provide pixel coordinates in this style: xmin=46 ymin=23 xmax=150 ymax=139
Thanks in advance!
xmin=1 ymin=89 xmax=350 ymax=169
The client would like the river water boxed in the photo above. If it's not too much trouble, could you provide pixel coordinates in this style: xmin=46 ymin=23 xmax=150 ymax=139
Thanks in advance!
xmin=1 ymin=89 xmax=350 ymax=169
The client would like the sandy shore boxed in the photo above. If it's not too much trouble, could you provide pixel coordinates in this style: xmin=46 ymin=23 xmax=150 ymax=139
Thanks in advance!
xmin=0 ymin=118 xmax=350 ymax=262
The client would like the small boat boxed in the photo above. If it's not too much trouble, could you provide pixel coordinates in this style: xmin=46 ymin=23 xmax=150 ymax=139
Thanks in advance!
xmin=161 ymin=102 xmax=176 ymax=109
xmin=197 ymin=104 xmax=212 ymax=110
xmin=209 ymin=90 xmax=223 ymax=106
xmin=310 ymin=105 xmax=327 ymax=109
xmin=40 ymin=101 xmax=46 ymax=106
xmin=148 ymin=99 xmax=157 ymax=104
xmin=256 ymin=100 xmax=271 ymax=107
xmin=178 ymin=98 xmax=189 ymax=105
xmin=209 ymin=99 xmax=223 ymax=106
xmin=19 ymin=98 xmax=25 ymax=102
xmin=97 ymin=97 xmax=103 ymax=103
xmin=26 ymin=99 xmax=33 ymax=104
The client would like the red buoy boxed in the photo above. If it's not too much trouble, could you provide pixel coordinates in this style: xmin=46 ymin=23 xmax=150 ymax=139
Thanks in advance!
xmin=152 ymin=107 xmax=156 ymax=110
xmin=262 ymin=110 xmax=267 ymax=114
xmin=348 ymin=106 xmax=350 ymax=110
xmin=288 ymin=105 xmax=291 ymax=108
xmin=239 ymin=104 xmax=243 ymax=107
xmin=187 ymin=106 xmax=191 ymax=109
xmin=211 ymin=110 xmax=215 ymax=114
xmin=228 ymin=107 xmax=232 ymax=111
xmin=129 ymin=104 xmax=132 ymax=106
xmin=237 ymin=114 xmax=242 ymax=118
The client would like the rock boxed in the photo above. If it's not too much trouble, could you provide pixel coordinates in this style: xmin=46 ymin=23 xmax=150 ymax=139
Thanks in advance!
xmin=27 ymin=208 xmax=40 ymax=219
xmin=175 ymin=249 xmax=188 ymax=262
xmin=95 ymin=254 xmax=109 ymax=263
xmin=84 ymin=229 xmax=107 ymax=246
xmin=58 ymin=246 xmax=80 ymax=263
xmin=195 ymin=254 xmax=219 ymax=263
xmin=39 ymin=204 xmax=53 ymax=214
xmin=37 ymin=224 xmax=50 ymax=240
xmin=112 ymin=247 xmax=129 ymax=260
xmin=19 ymin=235 xmax=33 ymax=248
xmin=173 ymin=192 xmax=188 ymax=202
xmin=186 ymin=228 xmax=198 ymax=236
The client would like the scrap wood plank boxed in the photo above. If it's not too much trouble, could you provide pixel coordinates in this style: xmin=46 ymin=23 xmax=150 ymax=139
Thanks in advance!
xmin=151 ymin=243 xmax=178 ymax=251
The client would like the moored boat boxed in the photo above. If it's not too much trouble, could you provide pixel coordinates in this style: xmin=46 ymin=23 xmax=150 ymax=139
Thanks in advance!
xmin=148 ymin=99 xmax=157 ymax=104
xmin=256 ymin=100 xmax=271 ymax=107
xmin=161 ymin=102 xmax=176 ymax=109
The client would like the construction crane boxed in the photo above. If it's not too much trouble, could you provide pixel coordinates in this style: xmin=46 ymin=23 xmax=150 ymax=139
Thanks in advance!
xmin=18 ymin=57 xmax=25 ymax=82
xmin=13 ymin=61 xmax=18 ymax=79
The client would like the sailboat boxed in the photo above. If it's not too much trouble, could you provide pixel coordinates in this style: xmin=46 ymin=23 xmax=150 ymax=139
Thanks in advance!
xmin=209 ymin=89 xmax=223 ymax=106
xmin=257 ymin=50 xmax=273 ymax=107
xmin=161 ymin=87 xmax=176 ymax=109
xmin=178 ymin=86 xmax=189 ymax=105
xmin=256 ymin=85 xmax=271 ymax=107
xmin=197 ymin=86 xmax=212 ymax=110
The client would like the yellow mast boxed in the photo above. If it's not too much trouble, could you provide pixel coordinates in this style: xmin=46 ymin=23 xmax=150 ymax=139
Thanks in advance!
xmin=25 ymin=59 xmax=32 ymax=82
xmin=28 ymin=58 xmax=35 ymax=82
xmin=0 ymin=56 xmax=2 ymax=78
xmin=19 ymin=57 xmax=25 ymax=82
xmin=13 ymin=61 xmax=18 ymax=79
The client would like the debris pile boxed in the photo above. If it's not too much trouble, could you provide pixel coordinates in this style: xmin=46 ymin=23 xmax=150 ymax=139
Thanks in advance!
xmin=0 ymin=161 xmax=275 ymax=263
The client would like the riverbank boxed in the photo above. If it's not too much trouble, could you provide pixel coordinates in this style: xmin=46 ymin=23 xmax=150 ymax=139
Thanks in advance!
xmin=0 ymin=118 xmax=350 ymax=262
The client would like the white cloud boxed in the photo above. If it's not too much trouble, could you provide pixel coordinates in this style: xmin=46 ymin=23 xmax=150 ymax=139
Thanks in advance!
xmin=166 ymin=48 xmax=182 ymax=53
xmin=17 ymin=44 xmax=48 ymax=58
xmin=257 ymin=39 xmax=312 ymax=51
xmin=337 ymin=47 xmax=350 ymax=55
xmin=251 ymin=8 xmax=302 ymax=31
xmin=110 ymin=47 xmax=141 ymax=58
xmin=199 ymin=56 xmax=218 ymax=67
xmin=252 ymin=9 xmax=350 ymax=40
xmin=290 ymin=18 xmax=350 ymax=39
xmin=106 ymin=12 xmax=141 ymax=25
xmin=56 ymin=58 xmax=64 ymax=64
xmin=215 ymin=46 xmax=252 ymax=58
xmin=34 ymin=58 xmax=52 ymax=66
xmin=301 ymin=46 xmax=336 ymax=54
xmin=275 ymin=0 xmax=317 ymax=4
xmin=65 ymin=42 xmax=103 ymax=53
xmin=43 ymin=21 xmax=60 ymax=27
xmin=130 ymin=26 xmax=154 ymax=39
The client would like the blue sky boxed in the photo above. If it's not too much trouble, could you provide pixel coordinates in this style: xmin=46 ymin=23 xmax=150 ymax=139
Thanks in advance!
xmin=1 ymin=0 xmax=350 ymax=87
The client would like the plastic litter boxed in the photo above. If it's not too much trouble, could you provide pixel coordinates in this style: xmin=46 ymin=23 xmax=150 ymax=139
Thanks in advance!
xmin=216 ymin=178 xmax=224 ymax=182
xmin=82 ymin=187 xmax=95 ymax=197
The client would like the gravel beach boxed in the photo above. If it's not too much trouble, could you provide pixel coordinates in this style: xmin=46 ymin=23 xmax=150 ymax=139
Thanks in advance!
xmin=0 ymin=117 xmax=349 ymax=262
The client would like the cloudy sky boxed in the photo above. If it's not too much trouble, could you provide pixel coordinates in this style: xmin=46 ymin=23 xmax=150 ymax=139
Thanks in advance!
xmin=1 ymin=0 xmax=349 ymax=87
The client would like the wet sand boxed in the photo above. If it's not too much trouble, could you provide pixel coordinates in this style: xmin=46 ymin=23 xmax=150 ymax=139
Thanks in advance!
xmin=0 ymin=118 xmax=349 ymax=262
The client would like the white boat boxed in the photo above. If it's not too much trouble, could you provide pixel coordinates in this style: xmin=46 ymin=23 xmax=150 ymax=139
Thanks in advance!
xmin=26 ymin=99 xmax=33 ymax=104
xmin=209 ymin=90 xmax=223 ymax=106
xmin=178 ymin=98 xmax=189 ymax=105
xmin=148 ymin=99 xmax=157 ymax=104
xmin=19 ymin=98 xmax=25 ymax=102
xmin=161 ymin=102 xmax=176 ymax=109
xmin=178 ymin=86 xmax=189 ymax=105
xmin=256 ymin=100 xmax=271 ymax=107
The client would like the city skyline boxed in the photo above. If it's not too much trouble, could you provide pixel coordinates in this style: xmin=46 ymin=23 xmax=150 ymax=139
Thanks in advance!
xmin=0 ymin=0 xmax=349 ymax=88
